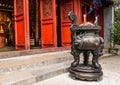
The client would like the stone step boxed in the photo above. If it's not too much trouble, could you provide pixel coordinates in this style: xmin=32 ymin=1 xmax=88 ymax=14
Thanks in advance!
xmin=0 ymin=49 xmax=114 ymax=85
xmin=0 ymin=48 xmax=110 ymax=73
xmin=0 ymin=51 xmax=72 ymax=75
xmin=0 ymin=61 xmax=72 ymax=85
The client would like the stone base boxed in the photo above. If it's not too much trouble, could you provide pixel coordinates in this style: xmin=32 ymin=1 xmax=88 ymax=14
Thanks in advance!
xmin=108 ymin=48 xmax=118 ymax=54
xmin=69 ymin=64 xmax=103 ymax=81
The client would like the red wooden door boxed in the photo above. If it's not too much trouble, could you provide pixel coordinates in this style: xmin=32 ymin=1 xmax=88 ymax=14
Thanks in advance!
xmin=60 ymin=0 xmax=73 ymax=46
xmin=14 ymin=0 xmax=30 ymax=50
xmin=40 ymin=0 xmax=57 ymax=48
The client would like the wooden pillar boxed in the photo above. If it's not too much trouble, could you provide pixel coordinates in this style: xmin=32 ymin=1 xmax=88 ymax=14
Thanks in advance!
xmin=35 ymin=0 xmax=39 ymax=46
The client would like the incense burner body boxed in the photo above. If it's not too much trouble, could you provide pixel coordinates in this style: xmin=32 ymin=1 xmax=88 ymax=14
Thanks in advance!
xmin=68 ymin=11 xmax=104 ymax=81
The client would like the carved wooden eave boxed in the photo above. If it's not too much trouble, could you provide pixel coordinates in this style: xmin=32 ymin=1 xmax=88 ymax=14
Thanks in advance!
xmin=103 ymin=0 xmax=115 ymax=7
xmin=106 ymin=0 xmax=117 ymax=5
xmin=107 ymin=0 xmax=115 ymax=3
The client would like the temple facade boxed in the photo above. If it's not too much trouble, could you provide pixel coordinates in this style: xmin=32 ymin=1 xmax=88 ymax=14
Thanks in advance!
xmin=0 ymin=0 xmax=114 ymax=50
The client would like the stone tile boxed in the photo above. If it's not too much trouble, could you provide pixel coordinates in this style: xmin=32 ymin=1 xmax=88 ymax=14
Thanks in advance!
xmin=33 ymin=71 xmax=120 ymax=85
xmin=33 ymin=55 xmax=120 ymax=85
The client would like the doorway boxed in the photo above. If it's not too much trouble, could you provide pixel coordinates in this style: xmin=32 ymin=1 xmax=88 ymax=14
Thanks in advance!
xmin=56 ymin=0 xmax=61 ymax=47
xmin=0 ymin=0 xmax=15 ymax=51
xmin=29 ymin=0 xmax=41 ymax=49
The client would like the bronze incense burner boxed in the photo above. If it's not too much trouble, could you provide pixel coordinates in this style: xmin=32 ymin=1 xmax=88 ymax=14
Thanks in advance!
xmin=68 ymin=11 xmax=104 ymax=81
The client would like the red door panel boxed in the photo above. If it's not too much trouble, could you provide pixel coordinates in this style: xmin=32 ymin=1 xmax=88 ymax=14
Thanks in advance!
xmin=42 ymin=23 xmax=54 ymax=44
xmin=14 ymin=0 xmax=30 ymax=50
xmin=40 ymin=0 xmax=57 ymax=48
xmin=60 ymin=0 xmax=73 ymax=46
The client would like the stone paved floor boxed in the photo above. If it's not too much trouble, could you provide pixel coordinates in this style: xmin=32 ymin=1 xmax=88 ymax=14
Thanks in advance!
xmin=33 ymin=54 xmax=120 ymax=85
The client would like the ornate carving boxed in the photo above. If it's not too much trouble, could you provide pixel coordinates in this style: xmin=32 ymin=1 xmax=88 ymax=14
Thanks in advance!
xmin=62 ymin=4 xmax=72 ymax=21
xmin=60 ymin=0 xmax=72 ymax=4
xmin=43 ymin=0 xmax=52 ymax=18
xmin=16 ymin=0 xmax=23 ymax=14
xmin=68 ymin=11 xmax=104 ymax=81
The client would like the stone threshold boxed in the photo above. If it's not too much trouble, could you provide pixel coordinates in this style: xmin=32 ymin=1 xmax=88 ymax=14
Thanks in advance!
xmin=0 ymin=46 xmax=71 ymax=59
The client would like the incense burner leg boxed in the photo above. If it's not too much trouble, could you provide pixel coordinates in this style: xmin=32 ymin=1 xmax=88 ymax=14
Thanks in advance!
xmin=71 ymin=47 xmax=80 ymax=67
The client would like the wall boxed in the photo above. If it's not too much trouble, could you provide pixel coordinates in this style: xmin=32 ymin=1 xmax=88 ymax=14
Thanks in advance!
xmin=104 ymin=5 xmax=114 ymax=48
